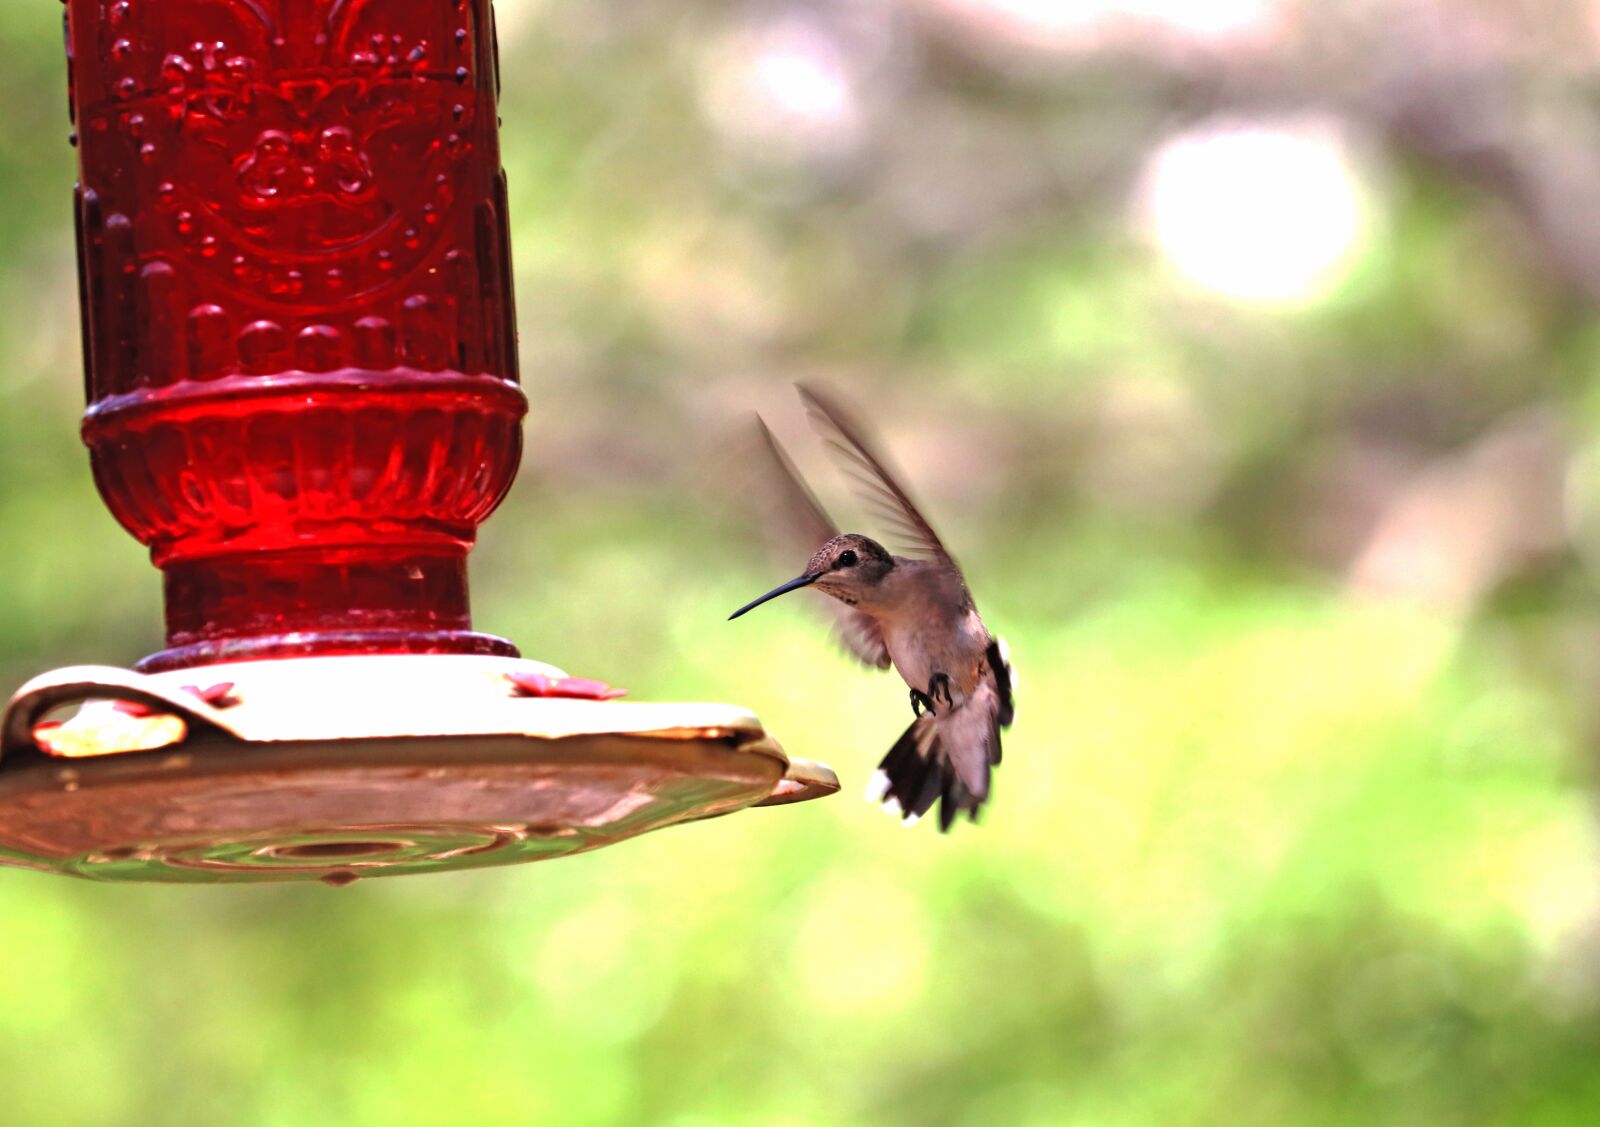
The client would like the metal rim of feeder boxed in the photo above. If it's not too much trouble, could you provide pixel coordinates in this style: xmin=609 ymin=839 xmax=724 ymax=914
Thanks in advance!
xmin=0 ymin=655 xmax=838 ymax=884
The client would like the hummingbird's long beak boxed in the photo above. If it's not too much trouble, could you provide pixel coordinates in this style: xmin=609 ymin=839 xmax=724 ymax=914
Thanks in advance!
xmin=728 ymin=573 xmax=820 ymax=620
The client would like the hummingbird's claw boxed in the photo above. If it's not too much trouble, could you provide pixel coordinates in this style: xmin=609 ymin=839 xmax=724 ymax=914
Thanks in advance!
xmin=911 ymin=676 xmax=953 ymax=716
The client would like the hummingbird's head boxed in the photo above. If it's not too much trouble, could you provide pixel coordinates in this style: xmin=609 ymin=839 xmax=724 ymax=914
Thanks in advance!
xmin=728 ymin=534 xmax=894 ymax=620
xmin=805 ymin=534 xmax=894 ymax=603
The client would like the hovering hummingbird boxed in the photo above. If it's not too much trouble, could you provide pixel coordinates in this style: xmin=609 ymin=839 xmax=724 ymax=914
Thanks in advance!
xmin=729 ymin=385 xmax=1014 ymax=831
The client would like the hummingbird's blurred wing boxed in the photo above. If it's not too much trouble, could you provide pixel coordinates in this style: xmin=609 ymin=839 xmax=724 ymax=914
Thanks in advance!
xmin=756 ymin=416 xmax=837 ymax=553
xmin=796 ymin=383 xmax=961 ymax=575
xmin=754 ymin=417 xmax=892 ymax=670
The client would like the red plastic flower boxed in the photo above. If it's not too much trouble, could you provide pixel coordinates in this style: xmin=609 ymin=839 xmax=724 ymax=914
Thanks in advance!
xmin=111 ymin=681 xmax=237 ymax=717
xmin=182 ymin=682 xmax=238 ymax=707
xmin=506 ymin=672 xmax=627 ymax=701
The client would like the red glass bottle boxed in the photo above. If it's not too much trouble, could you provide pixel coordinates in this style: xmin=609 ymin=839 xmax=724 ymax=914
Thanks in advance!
xmin=66 ymin=0 xmax=525 ymax=671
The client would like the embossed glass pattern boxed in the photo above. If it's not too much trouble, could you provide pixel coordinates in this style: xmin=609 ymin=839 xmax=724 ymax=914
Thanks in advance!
xmin=66 ymin=0 xmax=525 ymax=670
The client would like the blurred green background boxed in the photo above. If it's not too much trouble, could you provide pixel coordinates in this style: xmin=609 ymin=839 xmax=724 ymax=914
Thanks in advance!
xmin=7 ymin=0 xmax=1600 ymax=1123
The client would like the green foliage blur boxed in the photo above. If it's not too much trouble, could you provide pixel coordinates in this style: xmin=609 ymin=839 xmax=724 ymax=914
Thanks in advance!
xmin=6 ymin=1 xmax=1600 ymax=1123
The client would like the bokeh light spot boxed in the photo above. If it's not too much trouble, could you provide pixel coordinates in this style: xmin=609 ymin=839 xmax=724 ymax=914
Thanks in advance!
xmin=928 ymin=0 xmax=1283 ymax=53
xmin=1138 ymin=117 xmax=1373 ymax=304
xmin=699 ymin=17 xmax=865 ymax=166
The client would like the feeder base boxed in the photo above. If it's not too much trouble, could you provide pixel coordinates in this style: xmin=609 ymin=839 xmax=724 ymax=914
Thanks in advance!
xmin=0 ymin=655 xmax=837 ymax=883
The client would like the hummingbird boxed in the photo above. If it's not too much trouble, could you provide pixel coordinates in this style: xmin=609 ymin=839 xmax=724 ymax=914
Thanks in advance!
xmin=729 ymin=385 xmax=1014 ymax=831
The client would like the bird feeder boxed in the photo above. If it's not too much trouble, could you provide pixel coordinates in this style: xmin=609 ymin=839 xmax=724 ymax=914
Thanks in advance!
xmin=0 ymin=0 xmax=834 ymax=883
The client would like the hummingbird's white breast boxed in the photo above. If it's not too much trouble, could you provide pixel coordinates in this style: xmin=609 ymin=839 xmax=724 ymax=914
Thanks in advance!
xmin=873 ymin=558 xmax=990 ymax=705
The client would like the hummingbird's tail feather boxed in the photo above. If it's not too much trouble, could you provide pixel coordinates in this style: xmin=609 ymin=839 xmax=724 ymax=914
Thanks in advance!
xmin=872 ymin=711 xmax=999 ymax=831
xmin=873 ymin=715 xmax=943 ymax=823
xmin=938 ymin=770 xmax=985 ymax=832
xmin=927 ymin=670 xmax=1007 ymax=831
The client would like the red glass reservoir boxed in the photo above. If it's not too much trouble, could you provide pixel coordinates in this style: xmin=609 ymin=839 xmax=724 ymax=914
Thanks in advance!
xmin=67 ymin=0 xmax=525 ymax=671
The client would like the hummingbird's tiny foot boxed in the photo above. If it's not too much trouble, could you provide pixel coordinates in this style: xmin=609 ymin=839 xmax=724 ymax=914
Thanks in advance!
xmin=909 ymin=688 xmax=934 ymax=717
xmin=928 ymin=673 xmax=953 ymax=712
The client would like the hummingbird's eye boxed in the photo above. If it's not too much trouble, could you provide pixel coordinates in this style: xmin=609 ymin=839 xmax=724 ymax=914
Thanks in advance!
xmin=836 ymin=549 xmax=858 ymax=568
